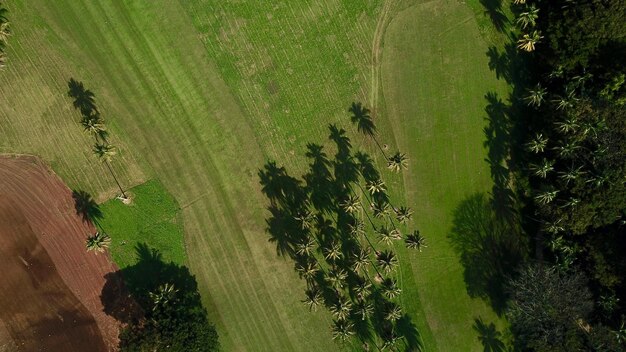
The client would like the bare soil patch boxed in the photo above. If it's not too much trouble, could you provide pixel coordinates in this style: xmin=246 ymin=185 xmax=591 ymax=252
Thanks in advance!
xmin=0 ymin=155 xmax=121 ymax=351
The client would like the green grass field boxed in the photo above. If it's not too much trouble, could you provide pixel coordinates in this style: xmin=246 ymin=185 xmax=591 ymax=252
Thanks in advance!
xmin=0 ymin=0 xmax=509 ymax=350
xmin=381 ymin=1 xmax=511 ymax=350
xmin=99 ymin=180 xmax=186 ymax=268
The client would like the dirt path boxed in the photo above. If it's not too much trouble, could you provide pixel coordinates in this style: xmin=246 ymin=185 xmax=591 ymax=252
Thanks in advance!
xmin=0 ymin=155 xmax=121 ymax=351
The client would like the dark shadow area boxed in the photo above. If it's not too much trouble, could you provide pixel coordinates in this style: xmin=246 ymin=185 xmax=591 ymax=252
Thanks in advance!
xmin=473 ymin=316 xmax=507 ymax=352
xmin=72 ymin=190 xmax=103 ymax=227
xmin=449 ymin=193 xmax=527 ymax=315
xmin=101 ymin=243 xmax=219 ymax=350
xmin=67 ymin=78 xmax=98 ymax=117
xmin=479 ymin=0 xmax=508 ymax=32
xmin=259 ymin=123 xmax=422 ymax=349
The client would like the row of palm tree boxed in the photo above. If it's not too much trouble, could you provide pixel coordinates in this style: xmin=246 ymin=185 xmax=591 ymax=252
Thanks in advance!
xmin=67 ymin=79 xmax=128 ymax=199
xmin=0 ymin=2 xmax=10 ymax=69
xmin=513 ymin=1 xmax=542 ymax=52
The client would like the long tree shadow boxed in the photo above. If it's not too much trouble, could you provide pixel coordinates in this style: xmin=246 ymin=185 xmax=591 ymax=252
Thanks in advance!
xmin=72 ymin=190 xmax=103 ymax=227
xmin=67 ymin=78 xmax=98 ymax=117
xmin=473 ymin=316 xmax=507 ymax=352
xmin=101 ymin=243 xmax=219 ymax=350
xmin=448 ymin=193 xmax=527 ymax=315
xmin=479 ymin=0 xmax=508 ymax=32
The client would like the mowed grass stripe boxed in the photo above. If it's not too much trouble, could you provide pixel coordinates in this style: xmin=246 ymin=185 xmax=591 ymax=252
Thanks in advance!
xmin=381 ymin=1 xmax=510 ymax=351
xmin=0 ymin=1 xmax=336 ymax=346
xmin=0 ymin=6 xmax=145 ymax=197
xmin=43 ymin=0 xmax=334 ymax=350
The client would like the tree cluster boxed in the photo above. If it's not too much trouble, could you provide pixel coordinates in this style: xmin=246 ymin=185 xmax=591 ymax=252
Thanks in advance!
xmin=259 ymin=106 xmax=423 ymax=351
xmin=101 ymin=244 xmax=219 ymax=351
xmin=504 ymin=0 xmax=626 ymax=350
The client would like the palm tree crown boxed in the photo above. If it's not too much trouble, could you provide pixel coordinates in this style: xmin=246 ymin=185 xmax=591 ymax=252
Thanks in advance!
xmin=517 ymin=30 xmax=543 ymax=52
xmin=387 ymin=152 xmax=408 ymax=173
xmin=376 ymin=250 xmax=398 ymax=273
xmin=331 ymin=319 xmax=355 ymax=341
xmin=516 ymin=5 xmax=539 ymax=29
xmin=86 ymin=232 xmax=111 ymax=253
xmin=405 ymin=230 xmax=427 ymax=251
xmin=395 ymin=206 xmax=413 ymax=224
xmin=93 ymin=143 xmax=116 ymax=162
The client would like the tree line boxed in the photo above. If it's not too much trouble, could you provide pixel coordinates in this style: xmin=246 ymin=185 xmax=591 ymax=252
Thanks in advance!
xmin=481 ymin=0 xmax=626 ymax=351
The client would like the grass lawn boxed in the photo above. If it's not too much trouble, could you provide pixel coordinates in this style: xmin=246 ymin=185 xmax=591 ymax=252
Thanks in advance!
xmin=0 ymin=0 xmax=510 ymax=351
xmin=98 ymin=180 xmax=186 ymax=269
xmin=381 ymin=0 xmax=511 ymax=350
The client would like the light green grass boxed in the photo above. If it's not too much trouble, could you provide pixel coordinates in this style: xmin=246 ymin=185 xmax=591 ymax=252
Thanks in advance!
xmin=0 ymin=0 xmax=509 ymax=351
xmin=380 ymin=0 xmax=511 ymax=350
xmin=98 ymin=180 xmax=186 ymax=268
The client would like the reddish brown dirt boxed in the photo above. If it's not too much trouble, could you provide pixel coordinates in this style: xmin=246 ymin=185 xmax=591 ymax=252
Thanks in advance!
xmin=0 ymin=155 xmax=121 ymax=351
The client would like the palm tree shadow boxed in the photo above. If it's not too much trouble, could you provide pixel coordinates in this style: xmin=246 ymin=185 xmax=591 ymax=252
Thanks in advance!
xmin=67 ymin=78 xmax=98 ymax=117
xmin=72 ymin=190 xmax=103 ymax=227
xmin=473 ymin=316 xmax=507 ymax=352
xmin=448 ymin=193 xmax=527 ymax=315
xmin=479 ymin=0 xmax=508 ymax=32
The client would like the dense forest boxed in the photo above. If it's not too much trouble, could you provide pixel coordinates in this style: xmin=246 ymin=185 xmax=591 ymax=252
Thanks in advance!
xmin=506 ymin=0 xmax=626 ymax=350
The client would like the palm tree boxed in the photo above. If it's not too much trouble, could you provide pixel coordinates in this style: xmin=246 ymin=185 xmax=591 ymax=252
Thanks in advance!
xmin=330 ymin=297 xmax=352 ymax=320
xmin=376 ymin=250 xmax=398 ymax=273
xmin=0 ymin=21 xmax=9 ymax=43
xmin=535 ymin=189 xmax=558 ymax=205
xmin=377 ymin=226 xmax=400 ymax=246
xmin=331 ymin=319 xmax=355 ymax=341
xmin=352 ymin=248 xmax=371 ymax=273
xmin=513 ymin=0 xmax=526 ymax=4
xmin=294 ymin=209 xmax=315 ymax=230
xmin=353 ymin=299 xmax=374 ymax=321
xmin=149 ymin=283 xmax=178 ymax=311
xmin=349 ymin=102 xmax=388 ymax=158
xmin=81 ymin=114 xmax=108 ymax=142
xmin=349 ymin=219 xmax=366 ymax=237
xmin=295 ymin=237 xmax=316 ymax=256
xmin=302 ymin=287 xmax=323 ymax=311
xmin=85 ymin=232 xmax=111 ymax=253
xmin=341 ymin=195 xmax=362 ymax=214
xmin=0 ymin=51 xmax=6 ymax=70
xmin=405 ymin=230 xmax=427 ymax=251
xmin=529 ymin=158 xmax=554 ymax=178
xmin=380 ymin=278 xmax=402 ymax=299
xmin=555 ymin=117 xmax=579 ymax=134
xmin=554 ymin=140 xmax=579 ymax=158
xmin=516 ymin=5 xmax=539 ymax=29
xmin=387 ymin=152 xmax=408 ymax=173
xmin=524 ymin=84 xmax=547 ymax=107
xmin=526 ymin=133 xmax=548 ymax=153
xmin=372 ymin=200 xmax=390 ymax=219
xmin=324 ymin=241 xmax=343 ymax=262
xmin=517 ymin=30 xmax=543 ymax=52
xmin=296 ymin=260 xmax=319 ymax=282
xmin=353 ymin=278 xmax=372 ymax=300
xmin=384 ymin=302 xmax=402 ymax=322
xmin=93 ymin=143 xmax=128 ymax=199
xmin=367 ymin=179 xmax=386 ymax=195
xmin=558 ymin=166 xmax=583 ymax=185
xmin=327 ymin=268 xmax=348 ymax=290
xmin=394 ymin=206 xmax=413 ymax=224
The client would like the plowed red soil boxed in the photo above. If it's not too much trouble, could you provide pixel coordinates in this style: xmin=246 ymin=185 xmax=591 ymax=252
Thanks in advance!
xmin=0 ymin=155 xmax=120 ymax=351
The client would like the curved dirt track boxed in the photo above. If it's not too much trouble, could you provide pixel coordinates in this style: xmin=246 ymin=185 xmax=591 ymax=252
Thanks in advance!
xmin=0 ymin=155 xmax=120 ymax=351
